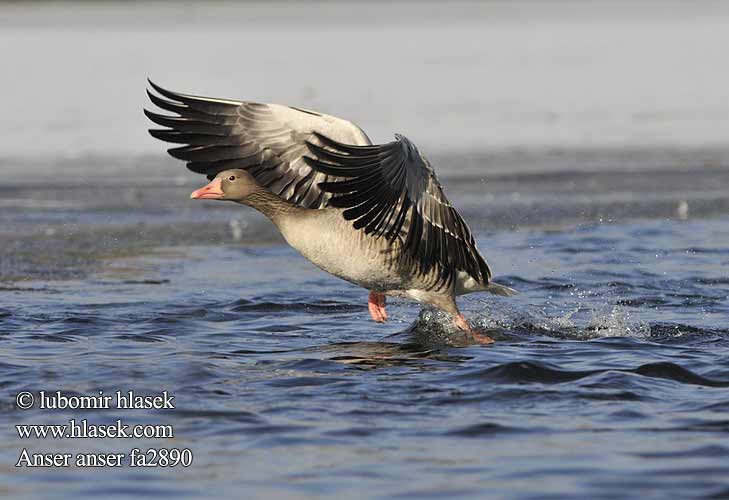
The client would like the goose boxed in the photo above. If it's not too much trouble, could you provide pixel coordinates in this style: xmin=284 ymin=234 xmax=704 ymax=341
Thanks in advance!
xmin=144 ymin=81 xmax=516 ymax=344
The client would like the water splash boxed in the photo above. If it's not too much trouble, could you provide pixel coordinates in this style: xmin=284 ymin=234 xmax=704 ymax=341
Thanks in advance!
xmin=409 ymin=297 xmax=651 ymax=345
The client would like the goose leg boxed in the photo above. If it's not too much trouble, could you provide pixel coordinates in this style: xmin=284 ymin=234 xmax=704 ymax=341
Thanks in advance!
xmin=454 ymin=313 xmax=494 ymax=345
xmin=368 ymin=291 xmax=387 ymax=323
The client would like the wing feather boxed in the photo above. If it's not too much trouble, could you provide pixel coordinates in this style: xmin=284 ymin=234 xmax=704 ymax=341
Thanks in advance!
xmin=305 ymin=134 xmax=491 ymax=286
xmin=145 ymin=80 xmax=371 ymax=208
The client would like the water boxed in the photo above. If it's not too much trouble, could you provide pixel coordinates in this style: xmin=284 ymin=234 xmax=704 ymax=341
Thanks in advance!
xmin=2 ymin=213 xmax=728 ymax=498
xmin=2 ymin=1 xmax=729 ymax=499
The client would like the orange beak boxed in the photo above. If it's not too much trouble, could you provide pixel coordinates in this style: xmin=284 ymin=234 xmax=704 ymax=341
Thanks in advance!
xmin=190 ymin=178 xmax=224 ymax=199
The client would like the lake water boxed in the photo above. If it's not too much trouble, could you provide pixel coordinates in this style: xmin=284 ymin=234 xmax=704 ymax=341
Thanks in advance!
xmin=1 ymin=2 xmax=729 ymax=499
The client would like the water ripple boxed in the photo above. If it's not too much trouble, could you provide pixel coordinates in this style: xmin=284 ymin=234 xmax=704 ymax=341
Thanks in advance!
xmin=3 ymin=216 xmax=729 ymax=498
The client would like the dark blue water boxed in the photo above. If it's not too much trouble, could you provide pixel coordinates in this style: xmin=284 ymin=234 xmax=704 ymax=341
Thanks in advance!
xmin=2 ymin=215 xmax=728 ymax=499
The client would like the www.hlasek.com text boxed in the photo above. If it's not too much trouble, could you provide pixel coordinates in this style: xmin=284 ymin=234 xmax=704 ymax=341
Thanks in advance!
xmin=17 ymin=419 xmax=173 ymax=439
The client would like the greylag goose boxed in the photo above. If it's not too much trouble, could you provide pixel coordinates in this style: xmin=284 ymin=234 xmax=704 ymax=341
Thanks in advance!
xmin=144 ymin=81 xmax=516 ymax=344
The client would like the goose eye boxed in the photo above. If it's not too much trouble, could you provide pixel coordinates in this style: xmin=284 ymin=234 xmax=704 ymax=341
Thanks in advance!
xmin=228 ymin=175 xmax=236 ymax=182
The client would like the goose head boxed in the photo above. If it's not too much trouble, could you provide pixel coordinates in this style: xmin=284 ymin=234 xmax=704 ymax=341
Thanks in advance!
xmin=190 ymin=169 xmax=259 ymax=201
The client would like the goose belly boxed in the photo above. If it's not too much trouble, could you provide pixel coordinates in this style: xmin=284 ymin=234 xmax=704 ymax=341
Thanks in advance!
xmin=279 ymin=212 xmax=406 ymax=291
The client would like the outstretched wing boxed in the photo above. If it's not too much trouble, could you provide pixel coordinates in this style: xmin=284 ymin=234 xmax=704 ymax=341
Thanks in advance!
xmin=304 ymin=133 xmax=491 ymax=286
xmin=144 ymin=80 xmax=371 ymax=208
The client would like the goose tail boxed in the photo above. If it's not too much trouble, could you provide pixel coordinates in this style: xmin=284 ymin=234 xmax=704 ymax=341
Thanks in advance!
xmin=484 ymin=282 xmax=519 ymax=297
xmin=455 ymin=271 xmax=518 ymax=296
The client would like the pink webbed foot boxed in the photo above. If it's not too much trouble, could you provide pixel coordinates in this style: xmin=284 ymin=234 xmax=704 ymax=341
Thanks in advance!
xmin=454 ymin=313 xmax=494 ymax=344
xmin=368 ymin=291 xmax=388 ymax=323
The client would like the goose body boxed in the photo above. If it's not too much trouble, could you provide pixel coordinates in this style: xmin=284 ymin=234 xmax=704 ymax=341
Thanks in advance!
xmin=279 ymin=208 xmax=417 ymax=292
xmin=145 ymin=81 xmax=515 ymax=342
xmin=277 ymin=207 xmax=455 ymax=306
